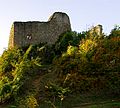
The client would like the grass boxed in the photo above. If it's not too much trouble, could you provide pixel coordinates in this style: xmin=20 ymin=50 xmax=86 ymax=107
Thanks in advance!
xmin=38 ymin=100 xmax=120 ymax=108
xmin=0 ymin=91 xmax=120 ymax=108
xmin=37 ymin=92 xmax=120 ymax=108
xmin=78 ymin=101 xmax=120 ymax=108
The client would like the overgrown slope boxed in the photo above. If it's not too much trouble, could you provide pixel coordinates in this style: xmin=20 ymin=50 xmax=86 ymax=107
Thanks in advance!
xmin=0 ymin=26 xmax=120 ymax=108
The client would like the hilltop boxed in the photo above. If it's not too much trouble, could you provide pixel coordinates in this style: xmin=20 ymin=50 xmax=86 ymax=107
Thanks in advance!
xmin=0 ymin=25 xmax=120 ymax=108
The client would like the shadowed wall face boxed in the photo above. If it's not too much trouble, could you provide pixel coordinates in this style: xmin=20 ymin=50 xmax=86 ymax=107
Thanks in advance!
xmin=8 ymin=12 xmax=71 ymax=48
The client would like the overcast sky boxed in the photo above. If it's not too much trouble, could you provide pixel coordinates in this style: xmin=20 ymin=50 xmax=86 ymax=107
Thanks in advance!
xmin=0 ymin=0 xmax=120 ymax=54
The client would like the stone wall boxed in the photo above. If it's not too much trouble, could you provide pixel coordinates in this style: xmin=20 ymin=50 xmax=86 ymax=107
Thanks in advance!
xmin=8 ymin=12 xmax=71 ymax=48
xmin=89 ymin=25 xmax=103 ymax=36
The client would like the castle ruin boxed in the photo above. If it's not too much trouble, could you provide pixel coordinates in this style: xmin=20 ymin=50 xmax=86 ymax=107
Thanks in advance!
xmin=8 ymin=12 xmax=71 ymax=48
xmin=89 ymin=25 xmax=103 ymax=36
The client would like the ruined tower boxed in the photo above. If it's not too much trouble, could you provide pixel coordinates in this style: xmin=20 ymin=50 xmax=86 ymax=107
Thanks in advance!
xmin=89 ymin=25 xmax=103 ymax=36
xmin=8 ymin=12 xmax=71 ymax=48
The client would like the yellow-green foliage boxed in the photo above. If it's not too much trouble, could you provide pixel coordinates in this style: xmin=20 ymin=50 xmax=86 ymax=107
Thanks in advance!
xmin=79 ymin=39 xmax=97 ymax=62
xmin=67 ymin=45 xmax=78 ymax=56
xmin=53 ymin=29 xmax=120 ymax=94
xmin=26 ymin=95 xmax=39 ymax=108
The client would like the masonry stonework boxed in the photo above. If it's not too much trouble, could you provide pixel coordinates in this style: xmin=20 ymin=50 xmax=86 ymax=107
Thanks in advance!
xmin=8 ymin=12 xmax=71 ymax=48
xmin=89 ymin=25 xmax=103 ymax=36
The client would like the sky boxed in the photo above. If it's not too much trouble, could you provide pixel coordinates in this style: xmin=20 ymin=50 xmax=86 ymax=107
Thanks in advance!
xmin=0 ymin=0 xmax=120 ymax=54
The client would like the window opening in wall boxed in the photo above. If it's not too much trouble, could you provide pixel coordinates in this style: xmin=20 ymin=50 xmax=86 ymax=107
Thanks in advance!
xmin=26 ymin=34 xmax=32 ymax=40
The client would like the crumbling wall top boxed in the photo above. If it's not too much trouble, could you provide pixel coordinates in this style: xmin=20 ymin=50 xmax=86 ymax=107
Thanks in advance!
xmin=8 ymin=12 xmax=71 ymax=48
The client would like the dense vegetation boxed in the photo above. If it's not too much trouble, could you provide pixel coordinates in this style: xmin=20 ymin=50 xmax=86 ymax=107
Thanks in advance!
xmin=0 ymin=25 xmax=120 ymax=108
